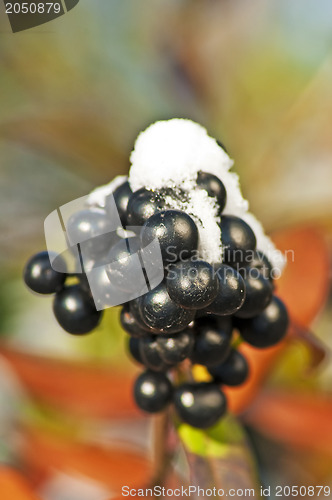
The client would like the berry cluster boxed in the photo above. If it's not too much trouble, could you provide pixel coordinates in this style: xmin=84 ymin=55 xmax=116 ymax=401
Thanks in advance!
xmin=24 ymin=172 xmax=289 ymax=429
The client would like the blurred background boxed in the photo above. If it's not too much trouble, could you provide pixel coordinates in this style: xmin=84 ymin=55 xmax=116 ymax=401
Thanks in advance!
xmin=0 ymin=1 xmax=332 ymax=499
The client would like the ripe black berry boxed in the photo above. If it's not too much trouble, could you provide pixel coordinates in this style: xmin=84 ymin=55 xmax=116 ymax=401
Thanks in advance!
xmin=139 ymin=335 xmax=173 ymax=372
xmin=120 ymin=304 xmax=148 ymax=338
xmin=53 ymin=285 xmax=102 ymax=334
xmin=141 ymin=210 xmax=199 ymax=264
xmin=197 ymin=171 xmax=227 ymax=214
xmin=156 ymin=330 xmax=194 ymax=364
xmin=106 ymin=180 xmax=132 ymax=227
xmin=134 ymin=370 xmax=173 ymax=413
xmin=166 ymin=259 xmax=219 ymax=310
xmin=126 ymin=188 xmax=165 ymax=227
xmin=139 ymin=282 xmax=195 ymax=334
xmin=219 ymin=215 xmax=256 ymax=265
xmin=235 ymin=296 xmax=289 ymax=348
xmin=105 ymin=237 xmax=144 ymax=293
xmin=206 ymin=265 xmax=245 ymax=316
xmin=245 ymin=250 xmax=274 ymax=282
xmin=208 ymin=349 xmax=249 ymax=386
xmin=174 ymin=382 xmax=227 ymax=429
xmin=66 ymin=208 xmax=115 ymax=260
xmin=24 ymin=251 xmax=67 ymax=294
xmin=128 ymin=337 xmax=143 ymax=365
xmin=234 ymin=274 xmax=273 ymax=319
xmin=190 ymin=316 xmax=232 ymax=367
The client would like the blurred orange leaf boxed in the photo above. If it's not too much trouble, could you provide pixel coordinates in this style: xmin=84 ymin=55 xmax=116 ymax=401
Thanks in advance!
xmin=0 ymin=467 xmax=40 ymax=500
xmin=21 ymin=430 xmax=152 ymax=492
xmin=245 ymin=390 xmax=332 ymax=455
xmin=0 ymin=348 xmax=139 ymax=419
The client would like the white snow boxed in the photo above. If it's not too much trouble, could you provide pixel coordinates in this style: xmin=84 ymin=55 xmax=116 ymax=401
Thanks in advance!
xmin=86 ymin=119 xmax=285 ymax=273
xmin=129 ymin=119 xmax=285 ymax=273
xmin=87 ymin=175 xmax=127 ymax=208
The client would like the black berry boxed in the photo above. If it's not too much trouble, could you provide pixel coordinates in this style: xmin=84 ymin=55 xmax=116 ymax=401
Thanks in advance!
xmin=106 ymin=237 xmax=144 ymax=293
xmin=156 ymin=330 xmax=194 ymax=364
xmin=127 ymin=188 xmax=165 ymax=227
xmin=120 ymin=304 xmax=148 ymax=338
xmin=128 ymin=337 xmax=143 ymax=365
xmin=141 ymin=210 xmax=199 ymax=264
xmin=208 ymin=349 xmax=249 ymax=386
xmin=197 ymin=171 xmax=227 ymax=214
xmin=53 ymin=285 xmax=102 ymax=334
xmin=66 ymin=208 xmax=115 ymax=260
xmin=139 ymin=282 xmax=195 ymax=334
xmin=139 ymin=335 xmax=173 ymax=372
xmin=24 ymin=251 xmax=66 ymax=295
xmin=206 ymin=265 xmax=245 ymax=316
xmin=134 ymin=370 xmax=173 ymax=413
xmin=106 ymin=180 xmax=132 ymax=227
xmin=235 ymin=296 xmax=289 ymax=348
xmin=219 ymin=215 xmax=256 ymax=265
xmin=190 ymin=316 xmax=232 ymax=367
xmin=166 ymin=259 xmax=219 ymax=310
xmin=234 ymin=274 xmax=273 ymax=319
xmin=174 ymin=382 xmax=227 ymax=429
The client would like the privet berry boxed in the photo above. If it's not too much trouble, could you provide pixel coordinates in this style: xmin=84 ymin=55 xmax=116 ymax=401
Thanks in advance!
xmin=191 ymin=316 xmax=232 ymax=367
xmin=174 ymin=382 xmax=227 ymax=429
xmin=108 ymin=180 xmax=132 ymax=227
xmin=219 ymin=215 xmax=256 ymax=265
xmin=206 ymin=264 xmax=246 ymax=316
xmin=134 ymin=370 xmax=173 ymax=413
xmin=140 ymin=210 xmax=199 ymax=264
xmin=197 ymin=171 xmax=227 ymax=214
xmin=235 ymin=295 xmax=289 ymax=348
xmin=126 ymin=188 xmax=165 ymax=227
xmin=53 ymin=285 xmax=102 ymax=335
xmin=156 ymin=330 xmax=194 ymax=364
xmin=138 ymin=281 xmax=195 ymax=334
xmin=166 ymin=259 xmax=219 ymax=310
xmin=24 ymin=251 xmax=66 ymax=294
xmin=234 ymin=273 xmax=273 ymax=319
xmin=208 ymin=349 xmax=249 ymax=386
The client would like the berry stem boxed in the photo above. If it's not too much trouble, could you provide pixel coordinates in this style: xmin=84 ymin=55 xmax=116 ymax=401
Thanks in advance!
xmin=150 ymin=409 xmax=172 ymax=486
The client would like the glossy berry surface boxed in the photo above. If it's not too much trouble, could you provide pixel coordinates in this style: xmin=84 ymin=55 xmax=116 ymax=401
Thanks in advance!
xmin=139 ymin=335 xmax=173 ymax=372
xmin=234 ymin=274 xmax=273 ymax=319
xmin=208 ymin=349 xmax=249 ymax=386
xmin=191 ymin=316 xmax=232 ymax=367
xmin=109 ymin=180 xmax=132 ymax=226
xmin=66 ymin=208 xmax=115 ymax=260
xmin=219 ymin=215 xmax=256 ymax=265
xmin=53 ymin=285 xmax=102 ymax=334
xmin=128 ymin=337 xmax=143 ymax=365
xmin=174 ymin=382 xmax=227 ymax=429
xmin=245 ymin=250 xmax=274 ymax=282
xmin=120 ymin=305 xmax=148 ymax=338
xmin=105 ymin=237 xmax=143 ymax=293
xmin=126 ymin=188 xmax=165 ymax=227
xmin=166 ymin=259 xmax=219 ymax=310
xmin=139 ymin=282 xmax=195 ymax=334
xmin=141 ymin=210 xmax=199 ymax=264
xmin=206 ymin=265 xmax=245 ymax=316
xmin=134 ymin=370 xmax=173 ymax=413
xmin=197 ymin=171 xmax=227 ymax=214
xmin=156 ymin=330 xmax=194 ymax=364
xmin=24 ymin=251 xmax=66 ymax=294
xmin=235 ymin=295 xmax=289 ymax=348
